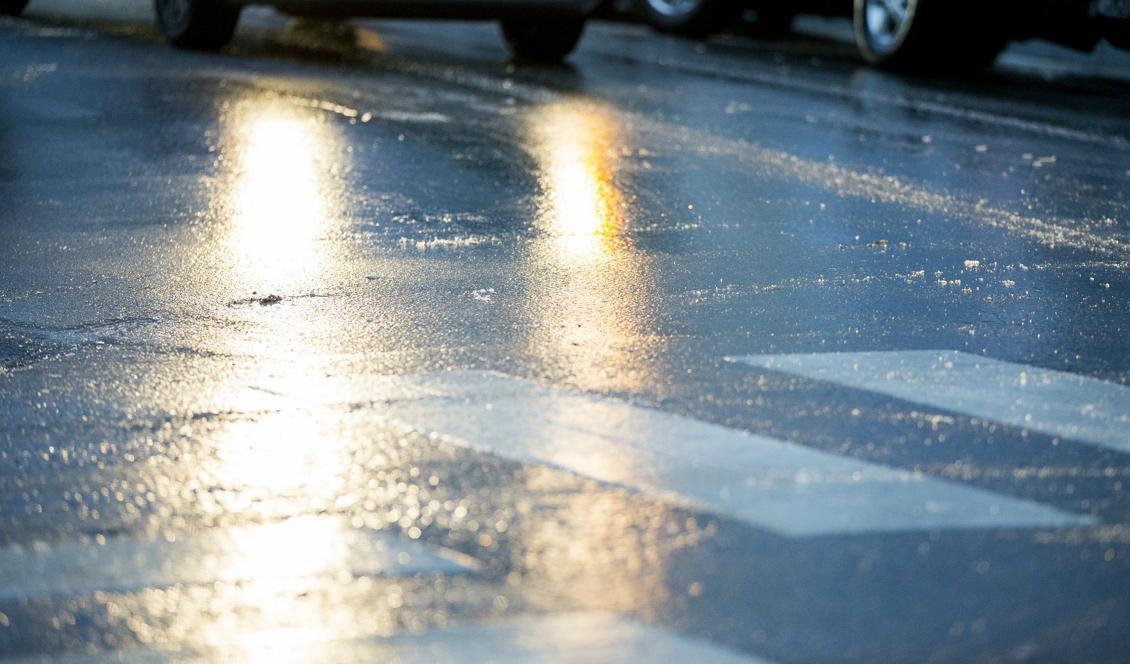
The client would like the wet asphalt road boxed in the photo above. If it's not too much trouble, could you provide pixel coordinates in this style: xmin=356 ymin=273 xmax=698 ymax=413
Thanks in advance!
xmin=3 ymin=2 xmax=1130 ymax=662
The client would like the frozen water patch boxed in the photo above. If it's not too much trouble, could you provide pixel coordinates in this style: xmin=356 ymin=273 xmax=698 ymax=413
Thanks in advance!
xmin=0 ymin=322 xmax=59 ymax=372
xmin=661 ymin=125 xmax=1130 ymax=261
xmin=332 ymin=612 xmax=774 ymax=663
xmin=281 ymin=94 xmax=361 ymax=119
xmin=278 ymin=94 xmax=450 ymax=124
xmin=11 ymin=63 xmax=57 ymax=83
xmin=36 ymin=316 xmax=161 ymax=347
xmin=327 ymin=60 xmax=1130 ymax=260
xmin=12 ymin=23 xmax=91 ymax=40
xmin=369 ymin=110 xmax=450 ymax=124
xmin=356 ymin=209 xmax=510 ymax=252
xmin=0 ymin=316 xmax=162 ymax=371
xmin=3 ymin=612 xmax=774 ymax=663
xmin=398 ymin=234 xmax=503 ymax=252
xmin=0 ymin=515 xmax=478 ymax=600
xmin=638 ymin=45 xmax=1130 ymax=149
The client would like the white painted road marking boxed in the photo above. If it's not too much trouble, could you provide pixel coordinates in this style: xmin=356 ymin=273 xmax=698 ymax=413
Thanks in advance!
xmin=0 ymin=515 xmax=476 ymax=599
xmin=354 ymin=612 xmax=775 ymax=664
xmin=730 ymin=351 xmax=1130 ymax=454
xmin=5 ymin=613 xmax=777 ymax=663
xmin=377 ymin=371 xmax=1090 ymax=537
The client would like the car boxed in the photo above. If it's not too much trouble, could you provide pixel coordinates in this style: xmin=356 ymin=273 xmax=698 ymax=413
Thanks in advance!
xmin=0 ymin=0 xmax=599 ymax=61
xmin=639 ymin=0 xmax=1130 ymax=72
xmin=0 ymin=0 xmax=28 ymax=16
xmin=639 ymin=0 xmax=837 ymax=39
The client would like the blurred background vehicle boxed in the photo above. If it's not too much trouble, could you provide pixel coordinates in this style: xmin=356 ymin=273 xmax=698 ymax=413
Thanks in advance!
xmin=0 ymin=0 xmax=28 ymax=15
xmin=2 ymin=0 xmax=1127 ymax=68
xmin=638 ymin=0 xmax=836 ymax=39
xmin=636 ymin=0 xmax=1130 ymax=72
xmin=163 ymin=0 xmax=603 ymax=59
xmin=0 ymin=0 xmax=600 ymax=60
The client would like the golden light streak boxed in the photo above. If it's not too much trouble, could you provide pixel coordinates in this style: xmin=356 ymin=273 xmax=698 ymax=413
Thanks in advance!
xmin=530 ymin=102 xmax=628 ymax=262
xmin=225 ymin=104 xmax=335 ymax=289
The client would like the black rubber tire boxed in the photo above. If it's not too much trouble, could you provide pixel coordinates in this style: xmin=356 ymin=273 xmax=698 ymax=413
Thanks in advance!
xmin=640 ymin=0 xmax=734 ymax=37
xmin=1099 ymin=15 xmax=1130 ymax=51
xmin=0 ymin=0 xmax=29 ymax=16
xmin=155 ymin=0 xmax=241 ymax=51
xmin=500 ymin=16 xmax=585 ymax=62
xmin=852 ymin=0 xmax=1007 ymax=73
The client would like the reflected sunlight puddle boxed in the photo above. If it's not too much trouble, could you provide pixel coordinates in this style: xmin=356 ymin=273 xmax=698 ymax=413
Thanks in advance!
xmin=0 ymin=515 xmax=474 ymax=600
xmin=154 ymin=98 xmax=377 ymax=653
xmin=205 ymin=414 xmax=348 ymax=514
xmin=222 ymin=102 xmax=342 ymax=292
xmin=511 ymin=101 xmax=673 ymax=611
xmin=520 ymin=100 xmax=658 ymax=393
xmin=529 ymin=101 xmax=628 ymax=262
xmin=100 ymin=95 xmax=668 ymax=658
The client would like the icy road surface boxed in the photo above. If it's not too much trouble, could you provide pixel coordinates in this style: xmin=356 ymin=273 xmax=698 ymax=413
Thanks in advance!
xmin=2 ymin=3 xmax=1130 ymax=662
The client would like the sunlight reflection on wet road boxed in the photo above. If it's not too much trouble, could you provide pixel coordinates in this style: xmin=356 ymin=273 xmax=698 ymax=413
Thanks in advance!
xmin=521 ymin=99 xmax=661 ymax=393
xmin=2 ymin=8 xmax=1130 ymax=663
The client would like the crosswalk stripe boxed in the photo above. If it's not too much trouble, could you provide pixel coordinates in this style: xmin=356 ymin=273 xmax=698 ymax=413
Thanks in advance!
xmin=377 ymin=371 xmax=1091 ymax=537
xmin=5 ymin=613 xmax=776 ymax=663
xmin=730 ymin=351 xmax=1130 ymax=454
xmin=0 ymin=515 xmax=476 ymax=599
xmin=346 ymin=612 xmax=777 ymax=664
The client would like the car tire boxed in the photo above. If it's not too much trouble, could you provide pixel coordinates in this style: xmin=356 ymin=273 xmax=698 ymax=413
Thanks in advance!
xmin=500 ymin=16 xmax=585 ymax=62
xmin=640 ymin=0 xmax=734 ymax=37
xmin=155 ymin=0 xmax=241 ymax=51
xmin=853 ymin=0 xmax=1007 ymax=72
xmin=0 ymin=0 xmax=29 ymax=16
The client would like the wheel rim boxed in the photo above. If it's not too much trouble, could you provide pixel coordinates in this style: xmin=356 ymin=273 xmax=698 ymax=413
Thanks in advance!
xmin=863 ymin=0 xmax=914 ymax=53
xmin=646 ymin=0 xmax=705 ymax=20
